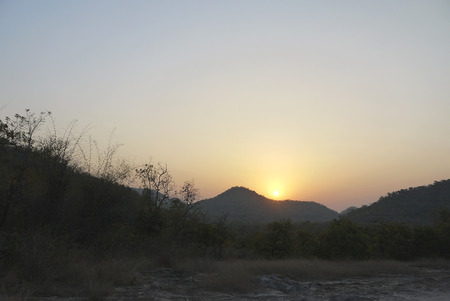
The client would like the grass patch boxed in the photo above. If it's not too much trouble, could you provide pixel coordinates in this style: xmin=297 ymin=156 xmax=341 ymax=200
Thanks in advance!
xmin=247 ymin=259 xmax=413 ymax=280
xmin=198 ymin=261 xmax=257 ymax=293
xmin=181 ymin=258 xmax=429 ymax=293
xmin=410 ymin=258 xmax=450 ymax=269
xmin=3 ymin=244 xmax=448 ymax=298
xmin=66 ymin=254 xmax=154 ymax=299
xmin=0 ymin=246 xmax=153 ymax=300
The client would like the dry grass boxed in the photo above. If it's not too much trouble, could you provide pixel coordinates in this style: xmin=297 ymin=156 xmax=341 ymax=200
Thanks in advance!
xmin=247 ymin=259 xmax=413 ymax=280
xmin=65 ymin=254 xmax=154 ymax=299
xmin=410 ymin=258 xmax=450 ymax=269
xmin=197 ymin=262 xmax=257 ymax=293
xmin=180 ymin=258 xmax=427 ymax=293
xmin=0 ymin=276 xmax=33 ymax=301
xmin=3 ymin=247 xmax=449 ymax=299
xmin=0 ymin=248 xmax=154 ymax=300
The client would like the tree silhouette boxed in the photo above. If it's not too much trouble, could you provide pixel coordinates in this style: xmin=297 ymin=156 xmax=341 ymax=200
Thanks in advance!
xmin=136 ymin=163 xmax=175 ymax=213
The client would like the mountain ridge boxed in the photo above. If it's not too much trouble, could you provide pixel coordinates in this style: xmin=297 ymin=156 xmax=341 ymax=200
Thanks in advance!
xmin=197 ymin=186 xmax=339 ymax=223
xmin=345 ymin=179 xmax=450 ymax=224
xmin=197 ymin=180 xmax=450 ymax=225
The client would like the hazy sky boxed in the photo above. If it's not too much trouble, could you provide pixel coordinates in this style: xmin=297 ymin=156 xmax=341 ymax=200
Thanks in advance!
xmin=1 ymin=1 xmax=450 ymax=211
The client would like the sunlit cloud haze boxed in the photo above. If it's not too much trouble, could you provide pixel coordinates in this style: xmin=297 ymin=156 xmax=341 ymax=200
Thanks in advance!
xmin=1 ymin=1 xmax=450 ymax=211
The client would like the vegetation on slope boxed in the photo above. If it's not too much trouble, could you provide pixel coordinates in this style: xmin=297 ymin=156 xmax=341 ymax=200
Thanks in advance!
xmin=197 ymin=186 xmax=338 ymax=223
xmin=1 ymin=110 xmax=450 ymax=299
xmin=346 ymin=180 xmax=450 ymax=224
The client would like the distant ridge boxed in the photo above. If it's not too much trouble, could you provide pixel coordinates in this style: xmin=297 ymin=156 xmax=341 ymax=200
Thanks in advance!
xmin=197 ymin=186 xmax=338 ymax=223
xmin=345 ymin=180 xmax=450 ymax=224
xmin=340 ymin=206 xmax=358 ymax=216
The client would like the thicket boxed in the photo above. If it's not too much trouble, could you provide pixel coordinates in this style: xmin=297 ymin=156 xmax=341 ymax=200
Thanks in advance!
xmin=1 ymin=110 xmax=449 ymax=298
xmin=345 ymin=179 xmax=450 ymax=224
xmin=230 ymin=217 xmax=450 ymax=261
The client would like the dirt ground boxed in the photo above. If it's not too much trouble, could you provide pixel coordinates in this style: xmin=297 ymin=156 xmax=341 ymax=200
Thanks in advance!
xmin=19 ymin=264 xmax=450 ymax=301
xmin=104 ymin=265 xmax=450 ymax=301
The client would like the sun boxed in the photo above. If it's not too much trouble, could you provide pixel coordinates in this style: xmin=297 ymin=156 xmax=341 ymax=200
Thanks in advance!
xmin=273 ymin=190 xmax=280 ymax=197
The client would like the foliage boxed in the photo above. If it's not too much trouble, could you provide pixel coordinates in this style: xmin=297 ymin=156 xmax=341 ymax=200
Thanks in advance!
xmin=345 ymin=180 xmax=450 ymax=224
xmin=262 ymin=220 xmax=294 ymax=258
xmin=1 ymin=109 xmax=450 ymax=299
xmin=294 ymin=229 xmax=319 ymax=258
xmin=318 ymin=219 xmax=372 ymax=260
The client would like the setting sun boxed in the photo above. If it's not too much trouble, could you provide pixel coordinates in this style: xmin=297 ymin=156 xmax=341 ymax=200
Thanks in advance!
xmin=273 ymin=190 xmax=280 ymax=197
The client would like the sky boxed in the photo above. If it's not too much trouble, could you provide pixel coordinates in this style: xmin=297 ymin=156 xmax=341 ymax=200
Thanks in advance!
xmin=1 ymin=1 xmax=450 ymax=211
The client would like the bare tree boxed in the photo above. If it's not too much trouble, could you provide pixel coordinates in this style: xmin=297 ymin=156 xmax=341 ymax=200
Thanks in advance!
xmin=136 ymin=163 xmax=175 ymax=212
xmin=178 ymin=180 xmax=198 ymax=215
xmin=0 ymin=109 xmax=51 ymax=149
xmin=77 ymin=130 xmax=133 ymax=185
xmin=169 ymin=180 xmax=200 ymax=239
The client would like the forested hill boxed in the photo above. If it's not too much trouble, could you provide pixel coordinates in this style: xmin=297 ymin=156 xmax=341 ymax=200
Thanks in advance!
xmin=345 ymin=180 xmax=450 ymax=224
xmin=197 ymin=186 xmax=338 ymax=223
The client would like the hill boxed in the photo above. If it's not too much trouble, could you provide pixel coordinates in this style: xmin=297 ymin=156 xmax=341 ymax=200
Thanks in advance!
xmin=340 ymin=206 xmax=358 ymax=216
xmin=197 ymin=186 xmax=338 ymax=223
xmin=345 ymin=180 xmax=450 ymax=224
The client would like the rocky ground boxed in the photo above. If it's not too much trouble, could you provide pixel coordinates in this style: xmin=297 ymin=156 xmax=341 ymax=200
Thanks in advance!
xmin=104 ymin=266 xmax=450 ymax=301
xmin=21 ymin=264 xmax=450 ymax=301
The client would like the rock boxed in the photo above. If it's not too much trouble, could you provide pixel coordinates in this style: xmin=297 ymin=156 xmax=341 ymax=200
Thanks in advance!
xmin=258 ymin=275 xmax=307 ymax=294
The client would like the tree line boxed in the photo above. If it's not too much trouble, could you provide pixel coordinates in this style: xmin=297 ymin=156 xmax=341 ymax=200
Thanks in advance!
xmin=227 ymin=216 xmax=450 ymax=260
xmin=1 ymin=110 xmax=449 ymax=293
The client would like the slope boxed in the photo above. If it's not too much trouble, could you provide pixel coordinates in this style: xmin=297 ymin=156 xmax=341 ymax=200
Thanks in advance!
xmin=345 ymin=180 xmax=450 ymax=224
xmin=197 ymin=186 xmax=338 ymax=223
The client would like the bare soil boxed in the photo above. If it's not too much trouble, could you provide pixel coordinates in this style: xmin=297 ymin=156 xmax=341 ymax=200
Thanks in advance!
xmin=105 ymin=265 xmax=450 ymax=301
xmin=19 ymin=264 xmax=450 ymax=301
